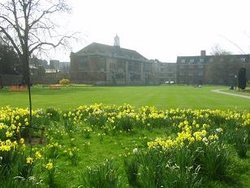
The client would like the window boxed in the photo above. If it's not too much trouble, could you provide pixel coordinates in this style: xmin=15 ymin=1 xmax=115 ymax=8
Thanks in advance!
xmin=181 ymin=59 xmax=185 ymax=63
xmin=230 ymin=58 xmax=234 ymax=62
xmin=199 ymin=58 xmax=204 ymax=63
xmin=189 ymin=59 xmax=194 ymax=63
xmin=179 ymin=71 xmax=184 ymax=76
xmin=80 ymin=57 xmax=88 ymax=63
xmin=198 ymin=71 xmax=203 ymax=76
xmin=240 ymin=57 xmax=246 ymax=62
xmin=179 ymin=64 xmax=185 ymax=69
xmin=198 ymin=64 xmax=204 ymax=69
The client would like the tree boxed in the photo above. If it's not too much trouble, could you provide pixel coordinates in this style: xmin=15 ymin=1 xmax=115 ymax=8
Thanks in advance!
xmin=205 ymin=45 xmax=243 ymax=85
xmin=0 ymin=43 xmax=20 ymax=74
xmin=211 ymin=45 xmax=231 ymax=56
xmin=0 ymin=0 xmax=72 ymax=139
xmin=238 ymin=67 xmax=247 ymax=90
xmin=0 ymin=0 xmax=71 ymax=83
xmin=205 ymin=47 xmax=231 ymax=84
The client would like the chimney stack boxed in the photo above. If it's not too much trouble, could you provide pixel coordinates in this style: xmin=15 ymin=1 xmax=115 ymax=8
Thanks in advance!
xmin=200 ymin=50 xmax=206 ymax=56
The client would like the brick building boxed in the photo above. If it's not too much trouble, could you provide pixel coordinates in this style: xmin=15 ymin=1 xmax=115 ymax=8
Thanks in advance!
xmin=70 ymin=42 xmax=161 ymax=85
xmin=158 ymin=62 xmax=177 ymax=84
xmin=177 ymin=51 xmax=250 ymax=85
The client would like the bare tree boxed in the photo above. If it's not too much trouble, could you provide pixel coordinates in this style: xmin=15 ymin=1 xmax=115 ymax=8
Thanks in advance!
xmin=211 ymin=44 xmax=231 ymax=56
xmin=0 ymin=0 xmax=73 ymax=139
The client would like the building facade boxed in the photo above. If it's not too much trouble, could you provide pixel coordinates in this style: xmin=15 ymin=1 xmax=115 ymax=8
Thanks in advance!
xmin=158 ymin=62 xmax=177 ymax=84
xmin=70 ymin=42 xmax=164 ymax=85
xmin=177 ymin=51 xmax=250 ymax=85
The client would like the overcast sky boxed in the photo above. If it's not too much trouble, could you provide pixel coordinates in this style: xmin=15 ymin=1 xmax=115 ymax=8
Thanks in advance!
xmin=53 ymin=0 xmax=250 ymax=62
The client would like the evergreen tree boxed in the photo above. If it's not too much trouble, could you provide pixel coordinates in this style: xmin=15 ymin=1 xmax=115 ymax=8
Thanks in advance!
xmin=238 ymin=68 xmax=247 ymax=89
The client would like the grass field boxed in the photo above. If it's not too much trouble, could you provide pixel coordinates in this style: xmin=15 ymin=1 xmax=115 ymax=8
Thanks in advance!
xmin=0 ymin=85 xmax=249 ymax=110
xmin=0 ymin=85 xmax=250 ymax=187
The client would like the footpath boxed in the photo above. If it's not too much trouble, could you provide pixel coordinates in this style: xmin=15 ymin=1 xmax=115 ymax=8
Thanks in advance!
xmin=211 ymin=89 xmax=250 ymax=99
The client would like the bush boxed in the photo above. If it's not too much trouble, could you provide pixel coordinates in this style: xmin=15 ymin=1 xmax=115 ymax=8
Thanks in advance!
xmin=59 ymin=78 xmax=70 ymax=85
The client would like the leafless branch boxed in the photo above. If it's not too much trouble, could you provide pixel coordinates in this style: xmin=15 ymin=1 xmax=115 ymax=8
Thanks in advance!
xmin=29 ymin=34 xmax=75 ymax=54
xmin=0 ymin=0 xmax=73 ymax=58
xmin=0 ymin=26 xmax=22 ymax=57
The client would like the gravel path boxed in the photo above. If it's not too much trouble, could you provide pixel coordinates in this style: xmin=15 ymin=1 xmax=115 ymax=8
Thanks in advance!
xmin=211 ymin=89 xmax=250 ymax=99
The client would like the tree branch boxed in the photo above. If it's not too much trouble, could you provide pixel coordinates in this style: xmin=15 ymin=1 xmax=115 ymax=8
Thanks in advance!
xmin=29 ymin=34 xmax=73 ymax=54
xmin=1 ymin=0 xmax=73 ymax=59
xmin=29 ymin=2 xmax=66 ymax=30
xmin=0 ymin=26 xmax=22 ymax=58
xmin=11 ymin=0 xmax=25 ymax=49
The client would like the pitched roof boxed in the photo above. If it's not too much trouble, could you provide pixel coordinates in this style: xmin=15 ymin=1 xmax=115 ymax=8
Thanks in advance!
xmin=75 ymin=42 xmax=148 ymax=61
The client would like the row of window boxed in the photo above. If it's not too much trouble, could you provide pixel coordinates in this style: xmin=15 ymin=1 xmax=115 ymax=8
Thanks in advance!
xmin=180 ymin=58 xmax=205 ymax=63
xmin=179 ymin=64 xmax=204 ymax=69
xmin=179 ymin=57 xmax=248 ymax=64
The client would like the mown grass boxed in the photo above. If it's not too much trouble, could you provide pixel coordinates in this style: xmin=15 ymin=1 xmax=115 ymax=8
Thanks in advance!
xmin=1 ymin=86 xmax=250 ymax=187
xmin=0 ymin=85 xmax=249 ymax=110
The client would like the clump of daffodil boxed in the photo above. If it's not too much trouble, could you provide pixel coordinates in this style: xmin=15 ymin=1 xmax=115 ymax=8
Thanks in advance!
xmin=19 ymin=138 xmax=25 ymax=144
xmin=35 ymin=151 xmax=42 ymax=159
xmin=26 ymin=157 xmax=34 ymax=164
xmin=45 ymin=161 xmax=54 ymax=170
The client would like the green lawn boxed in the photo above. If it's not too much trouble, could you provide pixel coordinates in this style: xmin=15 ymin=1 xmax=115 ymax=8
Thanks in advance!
xmin=0 ymin=85 xmax=249 ymax=110
xmin=1 ymin=86 xmax=250 ymax=187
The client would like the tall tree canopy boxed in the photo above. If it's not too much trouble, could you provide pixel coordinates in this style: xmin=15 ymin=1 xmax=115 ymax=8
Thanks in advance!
xmin=0 ymin=0 xmax=71 ymax=84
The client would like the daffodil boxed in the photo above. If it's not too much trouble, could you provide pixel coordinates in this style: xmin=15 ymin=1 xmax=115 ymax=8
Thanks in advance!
xmin=45 ymin=161 xmax=54 ymax=170
xmin=26 ymin=157 xmax=34 ymax=164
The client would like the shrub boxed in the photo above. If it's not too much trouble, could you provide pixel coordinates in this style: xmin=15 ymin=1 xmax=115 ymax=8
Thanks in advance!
xmin=59 ymin=78 xmax=70 ymax=85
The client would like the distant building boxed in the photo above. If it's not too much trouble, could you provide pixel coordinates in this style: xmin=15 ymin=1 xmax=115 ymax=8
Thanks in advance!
xmin=59 ymin=61 xmax=70 ymax=73
xmin=176 ymin=51 xmax=206 ymax=85
xmin=49 ymin=60 xmax=70 ymax=73
xmin=177 ymin=51 xmax=250 ymax=85
xmin=158 ymin=62 xmax=177 ymax=84
xmin=49 ymin=60 xmax=60 ymax=70
xmin=70 ymin=37 xmax=162 ymax=85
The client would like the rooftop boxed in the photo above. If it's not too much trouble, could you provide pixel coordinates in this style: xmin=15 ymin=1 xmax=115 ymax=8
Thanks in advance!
xmin=74 ymin=42 xmax=148 ymax=61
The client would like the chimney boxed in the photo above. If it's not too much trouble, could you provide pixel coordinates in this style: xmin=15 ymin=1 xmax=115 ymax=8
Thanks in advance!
xmin=200 ymin=50 xmax=206 ymax=56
